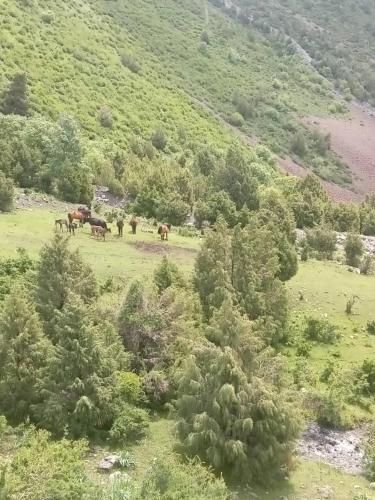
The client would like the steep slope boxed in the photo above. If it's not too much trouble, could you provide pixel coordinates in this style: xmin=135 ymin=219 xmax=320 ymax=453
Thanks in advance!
xmin=1 ymin=0 xmax=353 ymax=188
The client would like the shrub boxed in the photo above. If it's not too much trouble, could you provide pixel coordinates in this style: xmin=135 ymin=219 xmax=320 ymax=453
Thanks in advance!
xmin=142 ymin=370 xmax=171 ymax=408
xmin=120 ymin=52 xmax=141 ymax=73
xmin=367 ymin=321 xmax=375 ymax=335
xmin=2 ymin=428 xmax=94 ymax=500
xmin=0 ymin=173 xmax=14 ymax=212
xmin=107 ymin=178 xmax=124 ymax=197
xmin=360 ymin=255 xmax=374 ymax=275
xmin=345 ymin=233 xmax=363 ymax=267
xmin=154 ymin=256 xmax=185 ymax=293
xmin=109 ymin=404 xmax=149 ymax=445
xmin=304 ymin=317 xmax=339 ymax=344
xmin=1 ymin=73 xmax=28 ymax=116
xmin=0 ymin=416 xmax=7 ymax=441
xmin=227 ymin=112 xmax=245 ymax=127
xmin=291 ymin=132 xmax=307 ymax=156
xmin=312 ymin=391 xmax=352 ymax=429
xmin=98 ymin=105 xmax=113 ymax=128
xmin=361 ymin=360 xmax=375 ymax=395
xmin=115 ymin=372 xmax=144 ymax=405
xmin=345 ymin=295 xmax=359 ymax=315
xmin=151 ymin=128 xmax=167 ymax=151
xmin=306 ymin=227 xmax=336 ymax=260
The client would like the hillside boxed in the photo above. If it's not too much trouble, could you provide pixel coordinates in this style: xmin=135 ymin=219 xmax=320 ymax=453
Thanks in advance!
xmin=223 ymin=0 xmax=375 ymax=105
xmin=1 ymin=0 xmax=355 ymax=189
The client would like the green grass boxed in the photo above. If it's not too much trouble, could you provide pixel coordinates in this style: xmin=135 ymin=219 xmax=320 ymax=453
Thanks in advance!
xmin=287 ymin=259 xmax=375 ymax=369
xmin=0 ymin=208 xmax=199 ymax=280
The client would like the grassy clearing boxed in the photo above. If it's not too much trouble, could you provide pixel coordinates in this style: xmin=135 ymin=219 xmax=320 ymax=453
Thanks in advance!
xmin=287 ymin=260 xmax=375 ymax=369
xmin=0 ymin=208 xmax=199 ymax=280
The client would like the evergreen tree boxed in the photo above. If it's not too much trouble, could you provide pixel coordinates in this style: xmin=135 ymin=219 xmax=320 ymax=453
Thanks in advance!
xmin=176 ymin=345 xmax=300 ymax=483
xmin=345 ymin=233 xmax=364 ymax=267
xmin=34 ymin=292 xmax=115 ymax=437
xmin=36 ymin=234 xmax=98 ymax=340
xmin=1 ymin=73 xmax=28 ymax=116
xmin=0 ymin=286 xmax=51 ymax=424
xmin=118 ymin=280 xmax=167 ymax=370
xmin=194 ymin=217 xmax=233 ymax=319
xmin=154 ymin=256 xmax=185 ymax=293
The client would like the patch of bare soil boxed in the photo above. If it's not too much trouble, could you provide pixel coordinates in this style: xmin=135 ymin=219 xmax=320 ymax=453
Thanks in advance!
xmin=278 ymin=157 xmax=360 ymax=202
xmin=304 ymin=102 xmax=375 ymax=197
xmin=298 ymin=423 xmax=365 ymax=475
xmin=134 ymin=241 xmax=197 ymax=257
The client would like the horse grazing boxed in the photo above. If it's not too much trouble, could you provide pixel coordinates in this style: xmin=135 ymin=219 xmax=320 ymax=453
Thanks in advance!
xmin=91 ymin=225 xmax=111 ymax=241
xmin=117 ymin=219 xmax=124 ymax=237
xmin=77 ymin=206 xmax=91 ymax=218
xmin=55 ymin=219 xmax=68 ymax=231
xmin=84 ymin=217 xmax=109 ymax=230
xmin=158 ymin=224 xmax=171 ymax=241
xmin=130 ymin=216 xmax=138 ymax=235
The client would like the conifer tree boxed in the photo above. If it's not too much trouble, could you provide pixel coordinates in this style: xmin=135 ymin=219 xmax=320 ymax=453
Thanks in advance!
xmin=194 ymin=217 xmax=233 ymax=319
xmin=118 ymin=280 xmax=167 ymax=370
xmin=0 ymin=286 xmax=51 ymax=424
xmin=1 ymin=73 xmax=28 ymax=116
xmin=35 ymin=292 xmax=114 ymax=437
xmin=176 ymin=346 xmax=300 ymax=483
xmin=36 ymin=234 xmax=98 ymax=340
xmin=153 ymin=256 xmax=185 ymax=293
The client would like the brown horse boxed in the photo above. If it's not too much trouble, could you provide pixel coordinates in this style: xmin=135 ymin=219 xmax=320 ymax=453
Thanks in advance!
xmin=91 ymin=225 xmax=111 ymax=241
xmin=68 ymin=211 xmax=86 ymax=227
xmin=130 ymin=216 xmax=138 ymax=235
xmin=117 ymin=219 xmax=124 ymax=237
xmin=158 ymin=224 xmax=171 ymax=241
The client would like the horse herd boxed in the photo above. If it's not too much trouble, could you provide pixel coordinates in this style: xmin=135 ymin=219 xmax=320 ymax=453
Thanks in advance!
xmin=54 ymin=207 xmax=171 ymax=241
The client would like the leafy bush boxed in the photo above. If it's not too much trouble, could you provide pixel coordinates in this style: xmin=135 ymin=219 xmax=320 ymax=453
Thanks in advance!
xmin=291 ymin=132 xmax=307 ymax=156
xmin=142 ymin=370 xmax=171 ymax=408
xmin=0 ymin=172 xmax=14 ymax=212
xmin=360 ymin=360 xmax=375 ymax=395
xmin=120 ymin=52 xmax=141 ymax=73
xmin=0 ymin=415 xmax=7 ymax=441
xmin=2 ymin=427 xmax=94 ymax=500
xmin=306 ymin=226 xmax=336 ymax=260
xmin=360 ymin=255 xmax=374 ymax=275
xmin=154 ymin=256 xmax=185 ymax=293
xmin=345 ymin=233 xmax=363 ymax=267
xmin=151 ymin=128 xmax=167 ymax=151
xmin=109 ymin=403 xmax=149 ymax=445
xmin=304 ymin=317 xmax=339 ymax=344
xmin=98 ymin=105 xmax=113 ymax=128
xmin=367 ymin=321 xmax=375 ymax=335
xmin=115 ymin=371 xmax=144 ymax=405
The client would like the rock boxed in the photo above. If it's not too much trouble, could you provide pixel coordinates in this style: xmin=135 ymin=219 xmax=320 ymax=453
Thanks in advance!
xmin=97 ymin=454 xmax=121 ymax=471
xmin=369 ymin=482 xmax=375 ymax=489
xmin=353 ymin=485 xmax=361 ymax=489
xmin=109 ymin=471 xmax=129 ymax=482
xmin=317 ymin=485 xmax=333 ymax=498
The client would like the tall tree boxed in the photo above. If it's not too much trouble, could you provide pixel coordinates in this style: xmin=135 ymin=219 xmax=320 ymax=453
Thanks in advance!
xmin=0 ymin=286 xmax=51 ymax=424
xmin=176 ymin=345 xmax=300 ymax=483
xmin=34 ymin=292 xmax=115 ymax=437
xmin=36 ymin=234 xmax=98 ymax=340
xmin=1 ymin=73 xmax=28 ymax=116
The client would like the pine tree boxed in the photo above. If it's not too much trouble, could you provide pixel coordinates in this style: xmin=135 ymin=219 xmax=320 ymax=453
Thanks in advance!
xmin=154 ymin=256 xmax=185 ymax=293
xmin=36 ymin=234 xmax=98 ymax=340
xmin=1 ymin=73 xmax=28 ymax=116
xmin=176 ymin=345 xmax=300 ymax=483
xmin=194 ymin=217 xmax=233 ymax=319
xmin=0 ymin=286 xmax=51 ymax=424
xmin=34 ymin=292 xmax=114 ymax=437
xmin=118 ymin=280 xmax=167 ymax=370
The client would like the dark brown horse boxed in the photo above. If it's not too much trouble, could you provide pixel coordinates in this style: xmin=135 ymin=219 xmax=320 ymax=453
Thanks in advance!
xmin=117 ymin=219 xmax=124 ymax=237
xmin=158 ymin=224 xmax=171 ymax=241
xmin=130 ymin=216 xmax=138 ymax=235
xmin=83 ymin=217 xmax=109 ymax=230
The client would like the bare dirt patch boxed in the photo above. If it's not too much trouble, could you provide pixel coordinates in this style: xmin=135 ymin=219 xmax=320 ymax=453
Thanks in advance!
xmin=298 ymin=423 xmax=365 ymax=475
xmin=134 ymin=241 xmax=197 ymax=257
xmin=303 ymin=102 xmax=375 ymax=197
xmin=278 ymin=156 xmax=360 ymax=202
